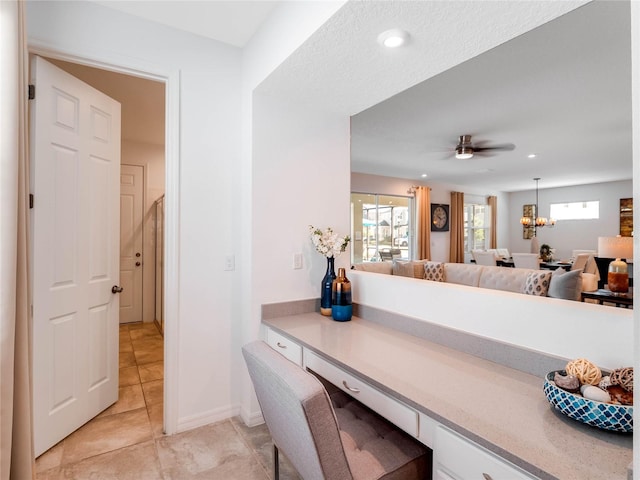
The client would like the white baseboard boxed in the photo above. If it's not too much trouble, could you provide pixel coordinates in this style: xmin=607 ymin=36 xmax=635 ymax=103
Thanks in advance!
xmin=176 ymin=404 xmax=241 ymax=433
xmin=239 ymin=407 xmax=264 ymax=428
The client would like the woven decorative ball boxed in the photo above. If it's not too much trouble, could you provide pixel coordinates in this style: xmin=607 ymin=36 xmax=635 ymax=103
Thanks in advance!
xmin=609 ymin=367 xmax=633 ymax=392
xmin=565 ymin=358 xmax=602 ymax=386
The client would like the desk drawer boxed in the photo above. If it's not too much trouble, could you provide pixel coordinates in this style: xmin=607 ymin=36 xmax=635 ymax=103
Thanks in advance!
xmin=304 ymin=350 xmax=418 ymax=437
xmin=434 ymin=426 xmax=535 ymax=480
xmin=266 ymin=329 xmax=302 ymax=366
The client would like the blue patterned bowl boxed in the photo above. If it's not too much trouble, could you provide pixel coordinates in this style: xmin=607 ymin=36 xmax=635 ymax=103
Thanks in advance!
xmin=543 ymin=370 xmax=633 ymax=433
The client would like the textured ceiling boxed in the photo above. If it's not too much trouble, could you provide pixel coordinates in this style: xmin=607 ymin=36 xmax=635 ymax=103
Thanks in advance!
xmin=257 ymin=0 xmax=631 ymax=193
xmin=350 ymin=0 xmax=632 ymax=192
xmin=77 ymin=0 xmax=631 ymax=193
xmin=256 ymin=1 xmax=587 ymax=116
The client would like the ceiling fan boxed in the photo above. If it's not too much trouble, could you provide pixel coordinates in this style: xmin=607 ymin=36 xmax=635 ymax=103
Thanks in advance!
xmin=452 ymin=134 xmax=515 ymax=159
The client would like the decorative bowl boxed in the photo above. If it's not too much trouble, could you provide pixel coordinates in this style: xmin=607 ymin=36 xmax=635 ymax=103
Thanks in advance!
xmin=543 ymin=370 xmax=633 ymax=433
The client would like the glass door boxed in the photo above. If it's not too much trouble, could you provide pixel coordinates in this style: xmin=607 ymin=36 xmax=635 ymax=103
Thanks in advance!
xmin=351 ymin=193 xmax=412 ymax=263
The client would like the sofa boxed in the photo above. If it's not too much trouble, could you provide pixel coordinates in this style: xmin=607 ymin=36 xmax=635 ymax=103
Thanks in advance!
xmin=352 ymin=259 xmax=598 ymax=301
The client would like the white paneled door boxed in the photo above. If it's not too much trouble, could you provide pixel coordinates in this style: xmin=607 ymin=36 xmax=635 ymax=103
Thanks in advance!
xmin=119 ymin=164 xmax=144 ymax=324
xmin=31 ymin=56 xmax=121 ymax=456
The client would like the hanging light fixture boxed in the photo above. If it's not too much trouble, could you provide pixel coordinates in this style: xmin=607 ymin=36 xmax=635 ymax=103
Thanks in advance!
xmin=520 ymin=178 xmax=555 ymax=234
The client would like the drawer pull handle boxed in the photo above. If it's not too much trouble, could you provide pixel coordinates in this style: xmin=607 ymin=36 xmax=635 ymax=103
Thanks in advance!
xmin=482 ymin=474 xmax=493 ymax=480
xmin=342 ymin=381 xmax=360 ymax=393
xmin=276 ymin=342 xmax=287 ymax=349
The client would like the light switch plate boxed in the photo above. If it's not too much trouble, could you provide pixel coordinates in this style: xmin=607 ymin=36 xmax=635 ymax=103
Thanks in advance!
xmin=293 ymin=253 xmax=303 ymax=269
xmin=224 ymin=255 xmax=235 ymax=271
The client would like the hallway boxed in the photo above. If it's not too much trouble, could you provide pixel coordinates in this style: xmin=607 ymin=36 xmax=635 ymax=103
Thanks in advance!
xmin=35 ymin=323 xmax=298 ymax=479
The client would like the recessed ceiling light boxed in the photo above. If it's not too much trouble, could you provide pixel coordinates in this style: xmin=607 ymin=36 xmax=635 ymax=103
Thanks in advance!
xmin=421 ymin=173 xmax=428 ymax=178
xmin=528 ymin=154 xmax=537 ymax=158
xmin=377 ymin=29 xmax=410 ymax=48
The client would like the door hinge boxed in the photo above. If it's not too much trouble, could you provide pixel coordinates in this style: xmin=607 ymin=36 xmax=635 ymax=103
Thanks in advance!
xmin=28 ymin=84 xmax=35 ymax=100
xmin=29 ymin=194 xmax=34 ymax=209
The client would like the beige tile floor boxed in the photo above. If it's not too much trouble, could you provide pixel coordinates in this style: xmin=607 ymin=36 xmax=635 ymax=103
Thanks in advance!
xmin=36 ymin=322 xmax=299 ymax=480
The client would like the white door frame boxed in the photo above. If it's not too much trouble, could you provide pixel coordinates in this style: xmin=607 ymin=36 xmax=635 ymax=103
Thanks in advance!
xmin=28 ymin=42 xmax=180 ymax=436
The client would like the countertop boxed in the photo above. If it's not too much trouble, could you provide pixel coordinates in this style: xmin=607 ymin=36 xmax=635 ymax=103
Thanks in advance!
xmin=263 ymin=313 xmax=632 ymax=480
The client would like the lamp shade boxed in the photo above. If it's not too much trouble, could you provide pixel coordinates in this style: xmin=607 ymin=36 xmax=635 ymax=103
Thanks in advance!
xmin=597 ymin=236 xmax=633 ymax=260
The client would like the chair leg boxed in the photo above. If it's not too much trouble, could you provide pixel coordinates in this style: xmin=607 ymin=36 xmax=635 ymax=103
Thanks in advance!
xmin=273 ymin=444 xmax=279 ymax=480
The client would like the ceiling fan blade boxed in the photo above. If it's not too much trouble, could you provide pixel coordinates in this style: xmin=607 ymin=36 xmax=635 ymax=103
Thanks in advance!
xmin=473 ymin=143 xmax=515 ymax=152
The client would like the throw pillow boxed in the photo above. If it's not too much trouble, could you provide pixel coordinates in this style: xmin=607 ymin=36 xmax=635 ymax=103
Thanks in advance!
xmin=522 ymin=271 xmax=552 ymax=296
xmin=392 ymin=260 xmax=429 ymax=279
xmin=392 ymin=260 xmax=415 ymax=278
xmin=548 ymin=268 xmax=583 ymax=301
xmin=424 ymin=262 xmax=445 ymax=282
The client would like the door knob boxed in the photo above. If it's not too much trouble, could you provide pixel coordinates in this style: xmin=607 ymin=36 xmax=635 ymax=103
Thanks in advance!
xmin=112 ymin=285 xmax=123 ymax=294
xmin=136 ymin=261 xmax=141 ymax=267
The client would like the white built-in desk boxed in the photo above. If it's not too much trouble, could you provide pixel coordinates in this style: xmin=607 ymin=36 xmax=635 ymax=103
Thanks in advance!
xmin=263 ymin=313 xmax=632 ymax=480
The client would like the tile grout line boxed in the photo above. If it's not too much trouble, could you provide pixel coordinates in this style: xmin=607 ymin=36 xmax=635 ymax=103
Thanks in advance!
xmin=228 ymin=419 xmax=272 ymax=480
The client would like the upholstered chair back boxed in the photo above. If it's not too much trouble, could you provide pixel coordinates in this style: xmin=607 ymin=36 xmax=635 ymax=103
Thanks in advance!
xmin=474 ymin=251 xmax=498 ymax=266
xmin=512 ymin=253 xmax=541 ymax=269
xmin=242 ymin=341 xmax=352 ymax=480
xmin=571 ymin=253 xmax=590 ymax=272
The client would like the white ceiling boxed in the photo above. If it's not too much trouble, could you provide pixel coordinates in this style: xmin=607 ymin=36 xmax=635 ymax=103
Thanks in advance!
xmin=91 ymin=0 xmax=281 ymax=47
xmin=349 ymin=0 xmax=632 ymax=193
xmin=85 ymin=0 xmax=632 ymax=193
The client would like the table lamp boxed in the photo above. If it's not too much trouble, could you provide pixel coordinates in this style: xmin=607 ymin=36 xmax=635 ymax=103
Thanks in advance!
xmin=597 ymin=236 xmax=633 ymax=294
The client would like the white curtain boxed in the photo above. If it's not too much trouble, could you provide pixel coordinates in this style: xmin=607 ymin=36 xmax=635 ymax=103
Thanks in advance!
xmin=0 ymin=1 xmax=35 ymax=479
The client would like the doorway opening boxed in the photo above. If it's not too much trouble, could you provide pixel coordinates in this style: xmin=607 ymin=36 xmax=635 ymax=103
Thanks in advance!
xmin=34 ymin=56 xmax=167 ymax=460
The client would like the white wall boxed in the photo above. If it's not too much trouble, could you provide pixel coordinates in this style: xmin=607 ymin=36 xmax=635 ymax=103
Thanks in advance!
xmin=121 ymin=140 xmax=165 ymax=323
xmin=508 ymin=180 xmax=632 ymax=260
xmin=237 ymin=1 xmax=348 ymax=423
xmin=351 ymin=172 xmax=510 ymax=262
xmin=351 ymin=271 xmax=633 ymax=370
xmin=252 ymin=94 xmax=351 ymax=304
xmin=354 ymin=175 xmax=634 ymax=263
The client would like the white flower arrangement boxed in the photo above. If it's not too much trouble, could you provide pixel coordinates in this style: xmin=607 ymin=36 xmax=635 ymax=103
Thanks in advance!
xmin=309 ymin=225 xmax=351 ymax=258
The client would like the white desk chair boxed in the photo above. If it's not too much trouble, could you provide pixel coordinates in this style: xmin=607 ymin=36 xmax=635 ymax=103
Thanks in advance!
xmin=512 ymin=253 xmax=541 ymax=269
xmin=496 ymin=248 xmax=510 ymax=258
xmin=571 ymin=254 xmax=590 ymax=272
xmin=474 ymin=251 xmax=498 ymax=266
xmin=571 ymin=249 xmax=596 ymax=260
xmin=572 ymin=253 xmax=600 ymax=283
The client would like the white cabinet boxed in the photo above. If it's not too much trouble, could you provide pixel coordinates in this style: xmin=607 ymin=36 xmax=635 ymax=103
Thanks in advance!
xmin=434 ymin=426 xmax=536 ymax=480
xmin=265 ymin=328 xmax=303 ymax=366
xmin=304 ymin=350 xmax=419 ymax=437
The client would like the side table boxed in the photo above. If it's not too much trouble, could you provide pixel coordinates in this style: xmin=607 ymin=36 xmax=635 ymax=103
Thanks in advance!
xmin=581 ymin=288 xmax=633 ymax=308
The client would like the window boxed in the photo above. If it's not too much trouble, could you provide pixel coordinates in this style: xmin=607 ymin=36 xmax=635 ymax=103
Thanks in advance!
xmin=351 ymin=193 xmax=412 ymax=263
xmin=464 ymin=203 xmax=491 ymax=252
xmin=550 ymin=201 xmax=599 ymax=220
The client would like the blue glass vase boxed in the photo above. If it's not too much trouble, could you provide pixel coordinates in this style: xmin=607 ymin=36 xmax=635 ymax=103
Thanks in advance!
xmin=320 ymin=256 xmax=336 ymax=316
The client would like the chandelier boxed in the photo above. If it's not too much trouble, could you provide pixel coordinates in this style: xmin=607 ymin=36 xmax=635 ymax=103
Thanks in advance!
xmin=520 ymin=178 xmax=556 ymax=231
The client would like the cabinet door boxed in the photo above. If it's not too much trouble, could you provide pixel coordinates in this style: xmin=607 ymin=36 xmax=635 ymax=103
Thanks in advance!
xmin=434 ymin=426 xmax=536 ymax=480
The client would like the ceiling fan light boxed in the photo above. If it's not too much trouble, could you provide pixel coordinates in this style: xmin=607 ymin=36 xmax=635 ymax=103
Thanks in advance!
xmin=455 ymin=146 xmax=474 ymax=159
